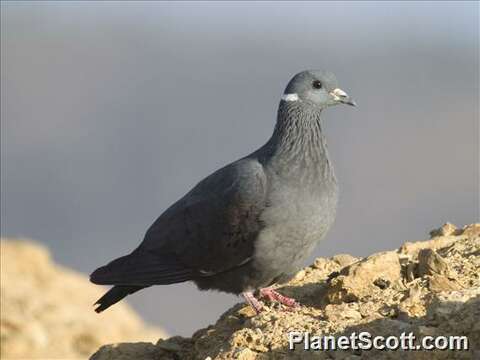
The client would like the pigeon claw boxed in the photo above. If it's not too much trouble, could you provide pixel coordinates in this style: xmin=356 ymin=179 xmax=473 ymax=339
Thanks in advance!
xmin=242 ymin=291 xmax=264 ymax=314
xmin=259 ymin=287 xmax=299 ymax=309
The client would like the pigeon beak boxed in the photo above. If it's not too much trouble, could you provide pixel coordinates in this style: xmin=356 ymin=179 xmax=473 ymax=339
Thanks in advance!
xmin=330 ymin=88 xmax=357 ymax=107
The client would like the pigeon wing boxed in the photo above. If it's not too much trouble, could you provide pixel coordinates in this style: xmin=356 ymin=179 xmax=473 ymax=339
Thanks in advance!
xmin=90 ymin=158 xmax=267 ymax=286
xmin=140 ymin=158 xmax=268 ymax=277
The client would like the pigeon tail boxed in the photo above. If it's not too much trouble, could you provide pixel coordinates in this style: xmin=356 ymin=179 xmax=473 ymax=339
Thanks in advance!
xmin=90 ymin=249 xmax=194 ymax=286
xmin=94 ymin=285 xmax=145 ymax=313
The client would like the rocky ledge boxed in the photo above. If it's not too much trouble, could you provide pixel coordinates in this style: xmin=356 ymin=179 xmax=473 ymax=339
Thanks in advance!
xmin=90 ymin=223 xmax=479 ymax=360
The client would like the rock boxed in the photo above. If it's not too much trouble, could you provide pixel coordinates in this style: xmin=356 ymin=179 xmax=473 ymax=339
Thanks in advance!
xmin=399 ymin=237 xmax=458 ymax=257
xmin=397 ymin=282 xmax=428 ymax=318
xmin=373 ymin=278 xmax=391 ymax=289
xmin=324 ymin=303 xmax=362 ymax=322
xmin=236 ymin=348 xmax=258 ymax=360
xmin=0 ymin=240 xmax=167 ymax=360
xmin=88 ymin=224 xmax=480 ymax=359
xmin=326 ymin=251 xmax=402 ymax=304
xmin=90 ymin=343 xmax=159 ymax=360
xmin=426 ymin=274 xmax=462 ymax=292
xmin=417 ymin=249 xmax=450 ymax=276
xmin=292 ymin=269 xmax=306 ymax=282
xmin=429 ymin=223 xmax=459 ymax=238
xmin=461 ymin=223 xmax=480 ymax=238
xmin=331 ymin=254 xmax=358 ymax=267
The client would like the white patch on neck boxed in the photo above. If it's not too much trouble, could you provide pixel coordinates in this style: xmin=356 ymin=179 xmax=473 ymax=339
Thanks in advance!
xmin=281 ymin=93 xmax=299 ymax=102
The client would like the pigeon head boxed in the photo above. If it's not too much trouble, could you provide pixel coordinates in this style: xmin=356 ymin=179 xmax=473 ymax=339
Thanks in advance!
xmin=282 ymin=70 xmax=356 ymax=109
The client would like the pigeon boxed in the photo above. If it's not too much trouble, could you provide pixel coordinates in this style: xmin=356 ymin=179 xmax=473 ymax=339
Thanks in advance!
xmin=90 ymin=70 xmax=355 ymax=313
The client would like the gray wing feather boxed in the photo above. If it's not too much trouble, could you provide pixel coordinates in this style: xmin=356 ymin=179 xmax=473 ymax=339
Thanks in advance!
xmin=139 ymin=158 xmax=268 ymax=276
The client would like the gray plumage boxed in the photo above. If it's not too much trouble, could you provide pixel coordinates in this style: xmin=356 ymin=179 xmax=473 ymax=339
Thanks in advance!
xmin=90 ymin=70 xmax=355 ymax=312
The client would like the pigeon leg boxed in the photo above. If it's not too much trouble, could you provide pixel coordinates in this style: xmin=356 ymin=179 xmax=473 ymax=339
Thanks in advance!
xmin=259 ymin=287 xmax=299 ymax=308
xmin=242 ymin=291 xmax=263 ymax=314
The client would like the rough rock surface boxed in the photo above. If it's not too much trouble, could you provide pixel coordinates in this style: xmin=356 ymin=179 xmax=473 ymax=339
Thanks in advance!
xmin=90 ymin=223 xmax=479 ymax=360
xmin=0 ymin=240 xmax=167 ymax=359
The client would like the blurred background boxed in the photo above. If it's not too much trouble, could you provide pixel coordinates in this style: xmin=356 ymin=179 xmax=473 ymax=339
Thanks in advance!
xmin=1 ymin=1 xmax=478 ymax=336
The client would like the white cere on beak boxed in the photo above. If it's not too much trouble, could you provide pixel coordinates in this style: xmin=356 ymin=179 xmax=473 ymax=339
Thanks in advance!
xmin=281 ymin=93 xmax=299 ymax=102
xmin=330 ymin=88 xmax=348 ymax=100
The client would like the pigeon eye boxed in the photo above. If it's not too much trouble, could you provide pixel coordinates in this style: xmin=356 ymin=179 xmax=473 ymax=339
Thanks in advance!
xmin=312 ymin=80 xmax=323 ymax=89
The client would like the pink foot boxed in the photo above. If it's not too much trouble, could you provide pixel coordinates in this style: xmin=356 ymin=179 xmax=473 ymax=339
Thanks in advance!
xmin=242 ymin=291 xmax=263 ymax=314
xmin=259 ymin=287 xmax=299 ymax=309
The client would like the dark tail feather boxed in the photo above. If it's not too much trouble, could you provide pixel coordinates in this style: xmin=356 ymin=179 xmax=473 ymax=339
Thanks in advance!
xmin=94 ymin=285 xmax=146 ymax=313
xmin=90 ymin=250 xmax=193 ymax=286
